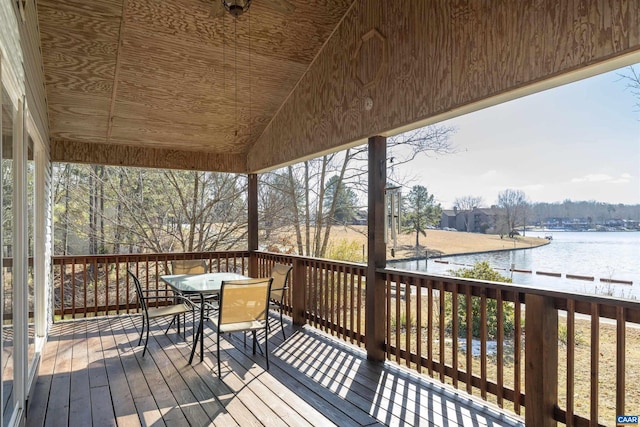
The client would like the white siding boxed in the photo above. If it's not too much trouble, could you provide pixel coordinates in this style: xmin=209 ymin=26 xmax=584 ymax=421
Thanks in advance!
xmin=19 ymin=0 xmax=49 ymax=145
xmin=0 ymin=1 xmax=22 ymax=93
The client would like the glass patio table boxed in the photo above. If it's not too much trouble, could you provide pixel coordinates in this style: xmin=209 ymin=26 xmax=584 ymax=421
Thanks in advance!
xmin=160 ymin=272 xmax=249 ymax=363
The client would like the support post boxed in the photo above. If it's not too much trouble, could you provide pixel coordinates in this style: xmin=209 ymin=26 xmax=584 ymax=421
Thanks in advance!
xmin=248 ymin=173 xmax=258 ymax=277
xmin=525 ymin=294 xmax=558 ymax=427
xmin=291 ymin=257 xmax=306 ymax=326
xmin=366 ymin=135 xmax=386 ymax=362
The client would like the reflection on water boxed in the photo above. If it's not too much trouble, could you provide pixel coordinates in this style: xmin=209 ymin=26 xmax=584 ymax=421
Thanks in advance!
xmin=390 ymin=231 xmax=640 ymax=300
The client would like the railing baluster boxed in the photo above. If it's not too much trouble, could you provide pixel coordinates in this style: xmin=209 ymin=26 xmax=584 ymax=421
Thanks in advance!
xmin=105 ymin=258 xmax=110 ymax=315
xmin=93 ymin=257 xmax=98 ymax=316
xmin=385 ymin=274 xmax=391 ymax=359
xmin=567 ymin=298 xmax=575 ymax=427
xmin=616 ymin=305 xmax=625 ymax=415
xmin=427 ymin=279 xmax=433 ymax=377
xmin=115 ymin=257 xmax=120 ymax=315
xmin=59 ymin=260 xmax=65 ymax=317
xmin=480 ymin=287 xmax=487 ymax=400
xmin=514 ymin=291 xmax=521 ymax=414
xmin=466 ymin=285 xmax=472 ymax=395
xmin=497 ymin=289 xmax=504 ymax=407
xmin=342 ymin=266 xmax=348 ymax=341
xmin=357 ymin=271 xmax=362 ymax=345
xmin=154 ymin=255 xmax=159 ymax=294
xmin=320 ymin=262 xmax=326 ymax=331
xmin=349 ymin=268 xmax=355 ymax=343
xmin=405 ymin=277 xmax=412 ymax=369
xmin=71 ymin=258 xmax=76 ymax=319
xmin=313 ymin=263 xmax=319 ymax=329
xmin=320 ymin=264 xmax=325 ymax=330
xmin=416 ymin=277 xmax=422 ymax=374
xmin=397 ymin=275 xmax=402 ymax=365
xmin=591 ymin=302 xmax=599 ymax=424
xmin=439 ymin=280 xmax=445 ymax=383
xmin=452 ymin=283 xmax=458 ymax=388
xmin=308 ymin=263 xmax=314 ymax=328
xmin=330 ymin=266 xmax=336 ymax=335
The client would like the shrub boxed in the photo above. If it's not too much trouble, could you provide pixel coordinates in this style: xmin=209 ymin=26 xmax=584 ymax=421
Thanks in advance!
xmin=446 ymin=261 xmax=516 ymax=340
xmin=326 ymin=239 xmax=363 ymax=262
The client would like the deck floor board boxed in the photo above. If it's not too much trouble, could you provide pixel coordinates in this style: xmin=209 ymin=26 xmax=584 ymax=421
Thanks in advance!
xmin=27 ymin=315 xmax=526 ymax=427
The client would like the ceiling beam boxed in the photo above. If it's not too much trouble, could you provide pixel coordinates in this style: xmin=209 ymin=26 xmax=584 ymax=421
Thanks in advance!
xmin=51 ymin=139 xmax=247 ymax=173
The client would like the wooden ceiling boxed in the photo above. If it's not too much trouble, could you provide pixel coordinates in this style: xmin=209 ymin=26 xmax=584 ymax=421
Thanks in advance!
xmin=36 ymin=1 xmax=640 ymax=173
xmin=37 ymin=0 xmax=353 ymax=170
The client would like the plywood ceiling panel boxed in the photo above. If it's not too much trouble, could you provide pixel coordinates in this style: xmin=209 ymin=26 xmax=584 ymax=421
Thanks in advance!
xmin=38 ymin=0 xmax=354 ymax=169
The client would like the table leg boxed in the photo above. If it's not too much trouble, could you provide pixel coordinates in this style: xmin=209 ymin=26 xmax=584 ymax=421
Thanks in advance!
xmin=188 ymin=293 xmax=206 ymax=364
xmin=200 ymin=293 xmax=205 ymax=362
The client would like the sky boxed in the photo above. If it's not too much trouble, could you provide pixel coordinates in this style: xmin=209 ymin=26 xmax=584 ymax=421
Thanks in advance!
xmin=403 ymin=64 xmax=640 ymax=209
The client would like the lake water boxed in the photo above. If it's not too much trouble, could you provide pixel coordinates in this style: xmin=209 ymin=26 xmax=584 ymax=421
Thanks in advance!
xmin=389 ymin=231 xmax=640 ymax=300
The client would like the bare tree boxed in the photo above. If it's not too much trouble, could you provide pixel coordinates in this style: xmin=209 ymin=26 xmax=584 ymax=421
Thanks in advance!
xmin=620 ymin=65 xmax=640 ymax=111
xmin=496 ymin=189 xmax=529 ymax=237
xmin=259 ymin=125 xmax=456 ymax=258
xmin=453 ymin=195 xmax=484 ymax=232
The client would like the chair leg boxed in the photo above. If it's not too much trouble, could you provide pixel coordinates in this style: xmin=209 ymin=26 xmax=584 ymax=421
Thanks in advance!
xmin=264 ymin=325 xmax=269 ymax=370
xmin=165 ymin=315 xmax=177 ymax=335
xmin=279 ymin=308 xmax=286 ymax=341
xmin=252 ymin=331 xmax=257 ymax=355
xmin=143 ymin=317 xmax=150 ymax=357
xmin=217 ymin=332 xmax=221 ymax=376
xmin=138 ymin=315 xmax=145 ymax=346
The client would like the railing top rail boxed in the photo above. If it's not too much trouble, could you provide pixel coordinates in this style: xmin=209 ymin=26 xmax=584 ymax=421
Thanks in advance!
xmin=254 ymin=250 xmax=367 ymax=271
xmin=382 ymin=266 xmax=640 ymax=321
xmin=51 ymin=250 xmax=250 ymax=264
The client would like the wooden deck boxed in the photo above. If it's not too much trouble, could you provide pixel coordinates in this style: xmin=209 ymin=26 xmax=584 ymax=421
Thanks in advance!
xmin=26 ymin=314 xmax=525 ymax=427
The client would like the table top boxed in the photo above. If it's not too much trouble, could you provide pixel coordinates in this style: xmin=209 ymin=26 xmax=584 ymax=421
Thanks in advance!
xmin=160 ymin=272 xmax=249 ymax=294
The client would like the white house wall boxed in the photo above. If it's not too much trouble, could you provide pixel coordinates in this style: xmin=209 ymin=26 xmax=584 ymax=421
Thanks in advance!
xmin=1 ymin=1 xmax=53 ymax=426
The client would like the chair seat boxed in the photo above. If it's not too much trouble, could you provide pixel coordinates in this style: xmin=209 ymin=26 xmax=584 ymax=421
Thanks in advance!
xmin=213 ymin=318 xmax=265 ymax=333
xmin=147 ymin=303 xmax=192 ymax=319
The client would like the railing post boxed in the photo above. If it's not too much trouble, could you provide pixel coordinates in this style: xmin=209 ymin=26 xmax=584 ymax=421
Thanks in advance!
xmin=291 ymin=257 xmax=306 ymax=326
xmin=366 ymin=135 xmax=386 ymax=362
xmin=248 ymin=173 xmax=258 ymax=277
xmin=525 ymin=294 xmax=558 ymax=427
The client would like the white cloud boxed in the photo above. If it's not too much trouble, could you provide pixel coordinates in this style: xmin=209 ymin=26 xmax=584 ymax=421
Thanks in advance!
xmin=522 ymin=184 xmax=545 ymax=192
xmin=480 ymin=170 xmax=499 ymax=179
xmin=571 ymin=173 xmax=633 ymax=184
xmin=611 ymin=173 xmax=632 ymax=184
xmin=571 ymin=173 xmax=613 ymax=183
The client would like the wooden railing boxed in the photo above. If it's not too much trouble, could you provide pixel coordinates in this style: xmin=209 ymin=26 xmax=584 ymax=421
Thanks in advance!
xmin=51 ymin=250 xmax=640 ymax=425
xmin=51 ymin=251 xmax=249 ymax=318
xmin=379 ymin=268 xmax=640 ymax=427
xmin=255 ymin=251 xmax=367 ymax=346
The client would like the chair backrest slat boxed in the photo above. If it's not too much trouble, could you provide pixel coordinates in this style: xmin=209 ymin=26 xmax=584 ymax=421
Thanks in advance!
xmin=270 ymin=263 xmax=292 ymax=301
xmin=128 ymin=270 xmax=148 ymax=313
xmin=172 ymin=259 xmax=207 ymax=274
xmin=219 ymin=278 xmax=273 ymax=326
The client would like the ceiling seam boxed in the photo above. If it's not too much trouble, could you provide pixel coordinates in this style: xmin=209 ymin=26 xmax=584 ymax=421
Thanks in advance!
xmin=107 ymin=0 xmax=128 ymax=143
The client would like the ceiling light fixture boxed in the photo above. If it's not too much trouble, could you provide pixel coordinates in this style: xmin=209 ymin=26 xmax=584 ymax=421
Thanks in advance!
xmin=222 ymin=0 xmax=252 ymax=17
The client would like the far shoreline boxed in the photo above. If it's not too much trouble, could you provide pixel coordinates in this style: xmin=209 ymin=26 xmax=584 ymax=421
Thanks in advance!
xmin=386 ymin=240 xmax=551 ymax=265
xmin=381 ymin=229 xmax=550 ymax=261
